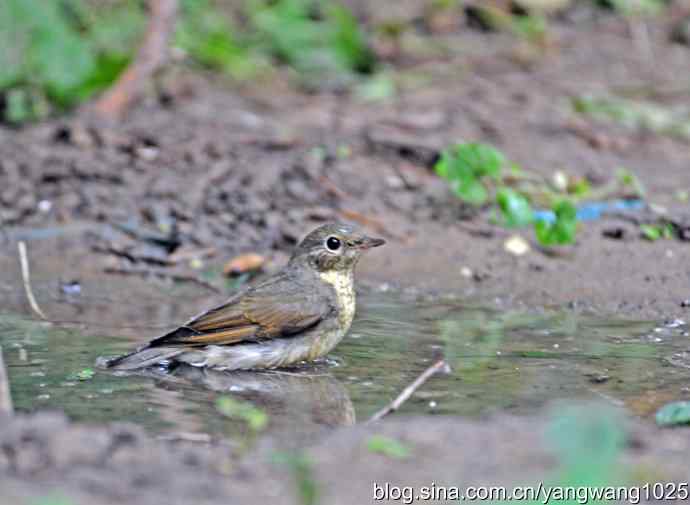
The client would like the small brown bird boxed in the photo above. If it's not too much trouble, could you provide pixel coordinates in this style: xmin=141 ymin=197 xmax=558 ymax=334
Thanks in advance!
xmin=98 ymin=223 xmax=385 ymax=371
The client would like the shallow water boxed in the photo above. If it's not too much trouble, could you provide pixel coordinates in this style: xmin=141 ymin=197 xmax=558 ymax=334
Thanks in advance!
xmin=3 ymin=279 xmax=690 ymax=442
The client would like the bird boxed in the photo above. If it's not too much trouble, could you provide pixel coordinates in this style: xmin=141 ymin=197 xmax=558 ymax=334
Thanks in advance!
xmin=98 ymin=222 xmax=385 ymax=371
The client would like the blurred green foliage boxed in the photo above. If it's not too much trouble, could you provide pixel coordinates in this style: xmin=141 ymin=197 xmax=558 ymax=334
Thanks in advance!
xmin=597 ymin=0 xmax=665 ymax=16
xmin=176 ymin=0 xmax=259 ymax=78
xmin=273 ymin=451 xmax=320 ymax=505
xmin=216 ymin=395 xmax=269 ymax=432
xmin=573 ymin=94 xmax=690 ymax=140
xmin=0 ymin=0 xmax=373 ymax=123
xmin=540 ymin=405 xmax=628 ymax=503
xmin=640 ymin=223 xmax=673 ymax=241
xmin=656 ymin=401 xmax=690 ymax=427
xmin=0 ymin=0 xmax=142 ymax=123
xmin=247 ymin=0 xmax=374 ymax=86
xmin=496 ymin=187 xmax=533 ymax=228
xmin=435 ymin=142 xmax=579 ymax=246
xmin=367 ymin=435 xmax=411 ymax=459
xmin=435 ymin=143 xmax=504 ymax=205
xmin=69 ymin=368 xmax=96 ymax=381
xmin=534 ymin=200 xmax=577 ymax=246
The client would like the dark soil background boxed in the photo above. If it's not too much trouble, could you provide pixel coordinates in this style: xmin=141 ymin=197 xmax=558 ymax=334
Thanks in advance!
xmin=3 ymin=3 xmax=690 ymax=318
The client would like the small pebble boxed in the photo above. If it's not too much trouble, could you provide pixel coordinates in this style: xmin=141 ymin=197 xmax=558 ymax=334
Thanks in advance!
xmin=60 ymin=281 xmax=82 ymax=296
xmin=504 ymin=235 xmax=530 ymax=256
xmin=37 ymin=200 xmax=53 ymax=213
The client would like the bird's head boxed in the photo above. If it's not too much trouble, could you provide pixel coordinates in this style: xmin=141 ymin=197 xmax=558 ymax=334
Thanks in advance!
xmin=290 ymin=223 xmax=385 ymax=273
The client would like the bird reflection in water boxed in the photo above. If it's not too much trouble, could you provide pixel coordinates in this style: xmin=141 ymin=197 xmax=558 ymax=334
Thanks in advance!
xmin=136 ymin=363 xmax=355 ymax=445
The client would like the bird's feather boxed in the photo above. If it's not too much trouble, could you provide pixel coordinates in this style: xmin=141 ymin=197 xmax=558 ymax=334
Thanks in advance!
xmin=145 ymin=271 xmax=334 ymax=348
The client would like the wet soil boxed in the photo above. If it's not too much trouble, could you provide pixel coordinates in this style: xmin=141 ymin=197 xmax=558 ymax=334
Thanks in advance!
xmin=3 ymin=408 xmax=690 ymax=505
xmin=4 ymin=238 xmax=690 ymax=505
xmin=5 ymin=261 xmax=690 ymax=436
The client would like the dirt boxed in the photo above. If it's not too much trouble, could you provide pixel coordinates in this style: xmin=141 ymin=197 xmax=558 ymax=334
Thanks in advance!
xmin=3 ymin=4 xmax=690 ymax=504
xmin=3 ymin=10 xmax=690 ymax=318
xmin=2 ymin=406 xmax=690 ymax=505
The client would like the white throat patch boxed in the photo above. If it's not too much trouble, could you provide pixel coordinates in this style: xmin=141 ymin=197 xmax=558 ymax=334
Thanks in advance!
xmin=319 ymin=269 xmax=356 ymax=331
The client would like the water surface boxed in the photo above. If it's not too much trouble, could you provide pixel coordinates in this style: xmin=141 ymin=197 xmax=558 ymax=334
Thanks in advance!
xmin=3 ymin=279 xmax=690 ymax=442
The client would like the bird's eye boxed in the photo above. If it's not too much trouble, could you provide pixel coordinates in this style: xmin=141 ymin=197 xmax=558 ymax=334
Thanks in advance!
xmin=326 ymin=236 xmax=342 ymax=251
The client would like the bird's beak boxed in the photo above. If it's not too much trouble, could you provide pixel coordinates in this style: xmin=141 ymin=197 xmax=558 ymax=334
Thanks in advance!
xmin=357 ymin=236 xmax=386 ymax=250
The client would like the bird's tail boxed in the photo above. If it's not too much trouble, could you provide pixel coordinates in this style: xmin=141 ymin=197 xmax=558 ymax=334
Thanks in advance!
xmin=96 ymin=346 xmax=183 ymax=371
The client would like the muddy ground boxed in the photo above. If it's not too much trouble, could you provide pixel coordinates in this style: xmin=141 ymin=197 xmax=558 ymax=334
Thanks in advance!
xmin=3 ymin=6 xmax=690 ymax=318
xmin=3 ymin=407 xmax=690 ymax=505
xmin=3 ymin=3 xmax=690 ymax=504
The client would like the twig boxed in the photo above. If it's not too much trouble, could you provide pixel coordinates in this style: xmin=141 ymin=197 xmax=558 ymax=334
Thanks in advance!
xmin=0 ymin=346 xmax=13 ymax=416
xmin=318 ymin=175 xmax=352 ymax=200
xmin=367 ymin=359 xmax=450 ymax=423
xmin=18 ymin=241 xmax=48 ymax=320
xmin=87 ymin=0 xmax=178 ymax=121
xmin=392 ymin=162 xmax=419 ymax=190
xmin=104 ymin=266 xmax=221 ymax=294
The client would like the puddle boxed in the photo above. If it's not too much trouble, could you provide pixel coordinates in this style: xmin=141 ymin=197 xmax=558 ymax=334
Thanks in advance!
xmin=3 ymin=281 xmax=690 ymax=442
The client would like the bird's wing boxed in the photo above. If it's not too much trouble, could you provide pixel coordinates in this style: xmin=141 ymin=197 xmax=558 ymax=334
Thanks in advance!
xmin=147 ymin=275 xmax=334 ymax=348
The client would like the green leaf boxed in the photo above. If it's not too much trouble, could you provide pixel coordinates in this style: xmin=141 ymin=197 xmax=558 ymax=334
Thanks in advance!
xmin=0 ymin=0 xmax=133 ymax=119
xmin=616 ymin=168 xmax=645 ymax=196
xmin=456 ymin=143 xmax=505 ymax=179
xmin=28 ymin=5 xmax=95 ymax=102
xmin=176 ymin=0 xmax=255 ymax=78
xmin=69 ymin=368 xmax=95 ymax=381
xmin=656 ymin=401 xmax=690 ymax=427
xmin=367 ymin=435 xmax=411 ymax=459
xmin=326 ymin=3 xmax=374 ymax=73
xmin=640 ymin=224 xmax=661 ymax=241
xmin=640 ymin=223 xmax=673 ymax=241
xmin=5 ymin=88 xmax=32 ymax=123
xmin=247 ymin=0 xmax=372 ymax=83
xmin=570 ymin=177 xmax=591 ymax=197
xmin=216 ymin=396 xmax=269 ymax=432
xmin=355 ymin=73 xmax=395 ymax=102
xmin=497 ymin=187 xmax=533 ymax=227
xmin=73 ymin=53 xmax=129 ymax=102
xmin=272 ymin=451 xmax=319 ymax=505
xmin=607 ymin=0 xmax=664 ymax=16
xmin=511 ymin=13 xmax=547 ymax=42
xmin=435 ymin=143 xmax=506 ymax=206
xmin=0 ymin=1 xmax=25 ymax=89
xmin=452 ymin=177 xmax=488 ymax=205
xmin=534 ymin=200 xmax=577 ymax=246
xmin=85 ymin=2 xmax=146 ymax=57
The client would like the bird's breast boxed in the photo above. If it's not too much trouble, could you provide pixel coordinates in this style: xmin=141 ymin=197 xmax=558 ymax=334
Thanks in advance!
xmin=318 ymin=269 xmax=356 ymax=332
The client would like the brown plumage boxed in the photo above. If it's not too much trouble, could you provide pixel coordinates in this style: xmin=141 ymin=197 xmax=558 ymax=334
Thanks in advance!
xmin=98 ymin=223 xmax=384 ymax=371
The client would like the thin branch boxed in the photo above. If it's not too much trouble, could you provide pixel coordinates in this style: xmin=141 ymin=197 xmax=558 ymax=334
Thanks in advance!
xmin=18 ymin=241 xmax=48 ymax=320
xmin=367 ymin=359 xmax=450 ymax=423
xmin=104 ymin=266 xmax=222 ymax=294
xmin=87 ymin=0 xmax=178 ymax=121
xmin=0 ymin=346 xmax=13 ymax=416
